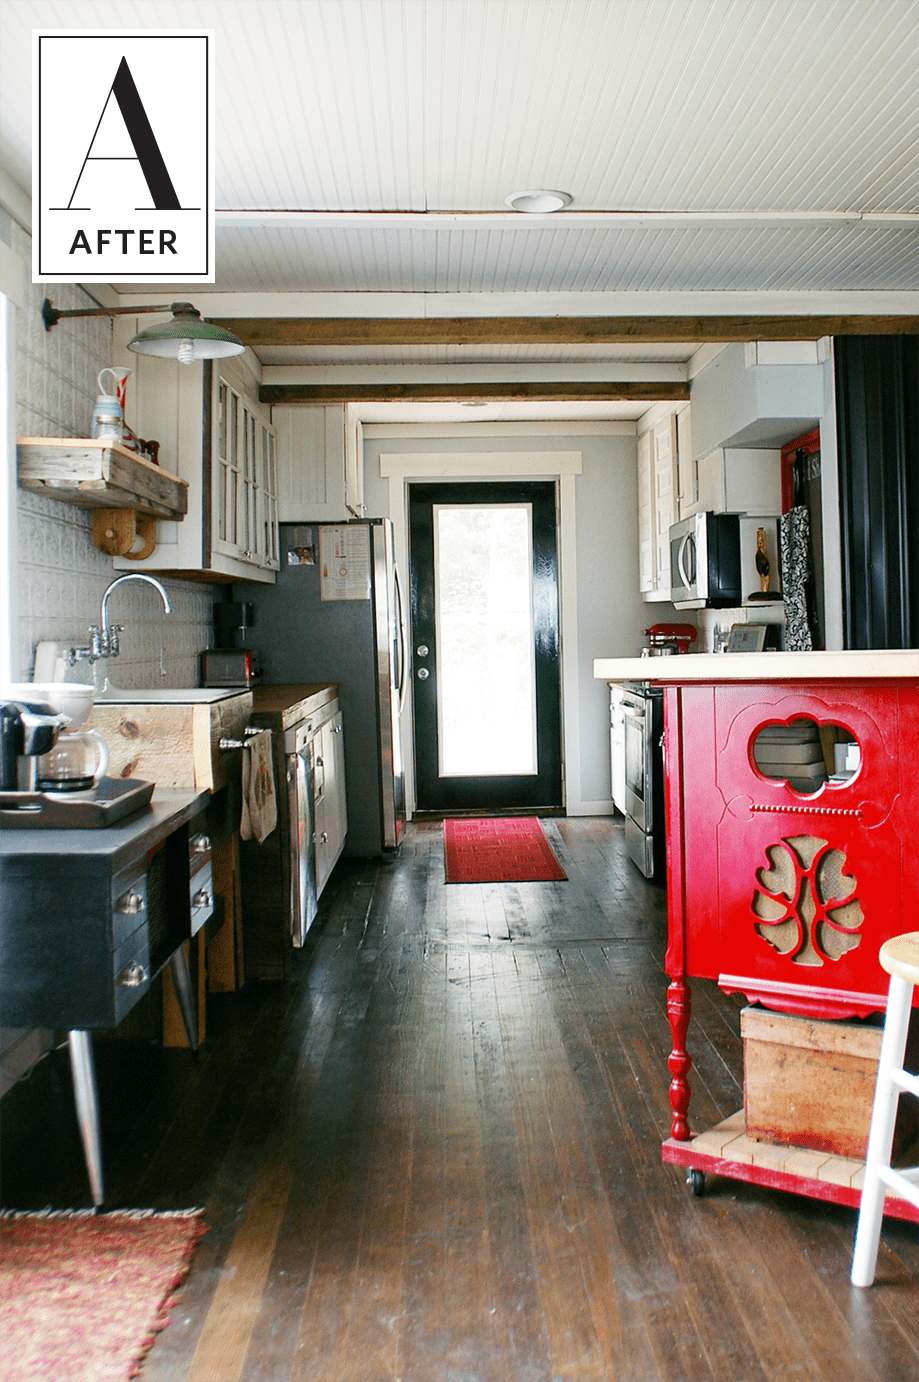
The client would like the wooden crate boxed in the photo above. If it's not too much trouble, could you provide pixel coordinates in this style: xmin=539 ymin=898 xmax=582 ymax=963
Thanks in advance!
xmin=741 ymin=1006 xmax=915 ymax=1160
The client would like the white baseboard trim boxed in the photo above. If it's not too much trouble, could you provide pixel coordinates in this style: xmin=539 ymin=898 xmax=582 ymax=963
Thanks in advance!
xmin=565 ymin=799 xmax=619 ymax=818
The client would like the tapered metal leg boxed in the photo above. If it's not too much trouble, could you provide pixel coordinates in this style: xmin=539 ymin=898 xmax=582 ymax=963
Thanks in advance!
xmin=67 ymin=1030 xmax=104 ymax=1209
xmin=169 ymin=945 xmax=199 ymax=1052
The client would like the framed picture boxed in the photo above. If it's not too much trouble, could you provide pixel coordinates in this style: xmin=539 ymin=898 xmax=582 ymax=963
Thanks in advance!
xmin=728 ymin=623 xmax=768 ymax=653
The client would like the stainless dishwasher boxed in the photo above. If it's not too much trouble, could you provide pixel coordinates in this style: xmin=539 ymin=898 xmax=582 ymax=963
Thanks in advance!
xmin=239 ymin=716 xmax=319 ymax=979
xmin=285 ymin=718 xmax=318 ymax=946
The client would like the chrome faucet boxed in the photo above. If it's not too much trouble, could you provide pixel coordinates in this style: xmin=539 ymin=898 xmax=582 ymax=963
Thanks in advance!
xmin=70 ymin=574 xmax=172 ymax=666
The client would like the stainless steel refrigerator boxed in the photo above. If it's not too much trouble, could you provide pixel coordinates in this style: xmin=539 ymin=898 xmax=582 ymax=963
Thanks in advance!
xmin=241 ymin=519 xmax=406 ymax=856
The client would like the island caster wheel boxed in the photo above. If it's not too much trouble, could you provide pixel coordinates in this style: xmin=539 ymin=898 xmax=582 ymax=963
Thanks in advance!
xmin=687 ymin=1168 xmax=705 ymax=1197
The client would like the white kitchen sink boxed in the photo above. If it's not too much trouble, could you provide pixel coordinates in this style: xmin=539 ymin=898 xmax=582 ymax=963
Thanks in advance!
xmin=94 ymin=687 xmax=249 ymax=704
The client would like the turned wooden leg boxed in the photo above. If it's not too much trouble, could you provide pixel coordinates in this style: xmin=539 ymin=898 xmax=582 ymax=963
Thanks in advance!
xmin=667 ymin=977 xmax=693 ymax=1141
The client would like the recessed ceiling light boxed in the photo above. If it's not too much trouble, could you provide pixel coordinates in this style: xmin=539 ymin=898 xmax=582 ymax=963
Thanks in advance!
xmin=504 ymin=189 xmax=572 ymax=214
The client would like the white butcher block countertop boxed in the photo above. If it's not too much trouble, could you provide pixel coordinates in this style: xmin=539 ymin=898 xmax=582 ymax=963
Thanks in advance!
xmin=593 ymin=649 xmax=919 ymax=683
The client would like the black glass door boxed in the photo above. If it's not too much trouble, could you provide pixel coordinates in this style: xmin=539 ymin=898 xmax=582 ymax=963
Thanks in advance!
xmin=409 ymin=481 xmax=562 ymax=813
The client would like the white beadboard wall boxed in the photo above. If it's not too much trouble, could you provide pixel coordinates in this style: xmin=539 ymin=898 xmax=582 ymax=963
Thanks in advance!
xmin=10 ymin=220 xmax=214 ymax=688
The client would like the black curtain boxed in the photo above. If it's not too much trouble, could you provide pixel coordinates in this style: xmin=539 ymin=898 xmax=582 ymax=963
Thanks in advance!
xmin=835 ymin=335 xmax=919 ymax=649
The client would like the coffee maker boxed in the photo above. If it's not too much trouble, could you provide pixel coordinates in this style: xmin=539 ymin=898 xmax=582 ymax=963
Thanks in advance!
xmin=0 ymin=700 xmax=68 ymax=792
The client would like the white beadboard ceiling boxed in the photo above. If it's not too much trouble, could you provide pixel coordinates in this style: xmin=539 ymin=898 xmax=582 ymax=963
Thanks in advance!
xmin=2 ymin=0 xmax=918 ymax=419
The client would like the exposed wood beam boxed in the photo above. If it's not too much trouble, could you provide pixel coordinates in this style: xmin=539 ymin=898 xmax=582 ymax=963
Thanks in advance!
xmin=217 ymin=315 xmax=919 ymax=349
xmin=259 ymin=381 xmax=690 ymax=405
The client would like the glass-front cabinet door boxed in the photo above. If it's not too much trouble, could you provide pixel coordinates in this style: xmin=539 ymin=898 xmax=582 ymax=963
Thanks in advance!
xmin=213 ymin=363 xmax=279 ymax=573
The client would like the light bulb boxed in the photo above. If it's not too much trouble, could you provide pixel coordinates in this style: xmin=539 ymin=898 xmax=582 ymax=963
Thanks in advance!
xmin=177 ymin=339 xmax=196 ymax=364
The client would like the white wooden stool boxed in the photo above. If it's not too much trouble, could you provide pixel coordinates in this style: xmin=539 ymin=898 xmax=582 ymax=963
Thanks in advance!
xmin=851 ymin=931 xmax=919 ymax=1287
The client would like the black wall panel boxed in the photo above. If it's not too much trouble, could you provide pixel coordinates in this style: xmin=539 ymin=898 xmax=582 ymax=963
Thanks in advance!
xmin=835 ymin=335 xmax=919 ymax=649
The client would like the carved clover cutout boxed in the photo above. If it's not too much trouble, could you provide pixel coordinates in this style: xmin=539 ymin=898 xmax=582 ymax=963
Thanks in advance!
xmin=752 ymin=834 xmax=863 ymax=966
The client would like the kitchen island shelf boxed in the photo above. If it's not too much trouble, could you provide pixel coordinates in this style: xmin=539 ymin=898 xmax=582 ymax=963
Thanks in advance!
xmin=663 ymin=1112 xmax=919 ymax=1222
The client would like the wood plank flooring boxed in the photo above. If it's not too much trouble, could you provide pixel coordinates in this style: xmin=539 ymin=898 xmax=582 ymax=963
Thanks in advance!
xmin=2 ymin=818 xmax=917 ymax=1381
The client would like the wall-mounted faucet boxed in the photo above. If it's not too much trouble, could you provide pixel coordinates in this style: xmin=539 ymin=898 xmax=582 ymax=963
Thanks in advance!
xmin=69 ymin=574 xmax=172 ymax=666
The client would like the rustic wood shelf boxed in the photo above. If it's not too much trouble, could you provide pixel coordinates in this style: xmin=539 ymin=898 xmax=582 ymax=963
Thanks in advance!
xmin=16 ymin=438 xmax=188 ymax=520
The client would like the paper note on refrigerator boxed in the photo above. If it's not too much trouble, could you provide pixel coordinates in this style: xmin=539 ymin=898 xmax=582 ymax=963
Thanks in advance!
xmin=319 ymin=525 xmax=372 ymax=600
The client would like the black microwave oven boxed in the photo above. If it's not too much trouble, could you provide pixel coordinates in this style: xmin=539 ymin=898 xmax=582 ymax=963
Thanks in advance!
xmin=669 ymin=512 xmax=742 ymax=608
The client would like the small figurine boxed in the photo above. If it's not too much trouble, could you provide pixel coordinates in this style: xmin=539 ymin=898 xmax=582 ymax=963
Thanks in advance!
xmin=749 ymin=526 xmax=781 ymax=601
xmin=755 ymin=527 xmax=770 ymax=592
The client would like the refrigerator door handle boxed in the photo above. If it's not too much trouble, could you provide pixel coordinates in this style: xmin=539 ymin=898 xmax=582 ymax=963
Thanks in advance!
xmin=394 ymin=564 xmax=408 ymax=715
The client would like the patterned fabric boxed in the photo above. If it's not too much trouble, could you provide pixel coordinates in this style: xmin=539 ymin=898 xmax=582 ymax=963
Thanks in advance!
xmin=780 ymin=507 xmax=813 ymax=652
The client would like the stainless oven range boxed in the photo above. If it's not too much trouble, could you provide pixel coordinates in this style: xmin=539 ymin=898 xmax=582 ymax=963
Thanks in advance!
xmin=622 ymin=680 xmax=666 ymax=880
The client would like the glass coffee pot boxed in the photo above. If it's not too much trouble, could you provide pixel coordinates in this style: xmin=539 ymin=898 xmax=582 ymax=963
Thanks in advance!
xmin=36 ymin=727 xmax=109 ymax=792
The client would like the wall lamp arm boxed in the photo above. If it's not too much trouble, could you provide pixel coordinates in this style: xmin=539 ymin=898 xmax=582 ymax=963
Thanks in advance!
xmin=42 ymin=299 xmax=189 ymax=332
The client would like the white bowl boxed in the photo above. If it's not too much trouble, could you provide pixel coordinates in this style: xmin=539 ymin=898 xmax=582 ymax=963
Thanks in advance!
xmin=1 ymin=682 xmax=95 ymax=728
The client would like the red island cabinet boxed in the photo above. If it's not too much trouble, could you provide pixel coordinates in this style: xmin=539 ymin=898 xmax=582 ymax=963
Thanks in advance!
xmin=660 ymin=675 xmax=919 ymax=1218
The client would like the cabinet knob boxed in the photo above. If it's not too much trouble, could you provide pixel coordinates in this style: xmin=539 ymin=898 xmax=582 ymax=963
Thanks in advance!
xmin=191 ymin=833 xmax=211 ymax=854
xmin=117 ymin=961 xmax=148 ymax=988
xmin=192 ymin=888 xmax=213 ymax=908
xmin=319 ymin=831 xmax=329 ymax=843
xmin=115 ymin=890 xmax=145 ymax=915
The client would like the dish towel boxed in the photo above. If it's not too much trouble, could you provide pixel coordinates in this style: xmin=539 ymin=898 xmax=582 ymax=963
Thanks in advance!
xmin=240 ymin=730 xmax=277 ymax=843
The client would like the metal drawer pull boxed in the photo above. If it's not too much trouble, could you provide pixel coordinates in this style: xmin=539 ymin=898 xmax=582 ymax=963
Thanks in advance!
xmin=192 ymin=888 xmax=213 ymax=908
xmin=319 ymin=831 xmax=329 ymax=843
xmin=219 ymin=727 xmax=262 ymax=751
xmin=115 ymin=890 xmax=145 ymax=915
xmin=191 ymin=833 xmax=211 ymax=854
xmin=118 ymin=961 xmax=148 ymax=988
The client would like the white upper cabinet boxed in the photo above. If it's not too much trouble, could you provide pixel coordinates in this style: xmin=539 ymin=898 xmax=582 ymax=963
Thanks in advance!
xmin=676 ymin=406 xmax=698 ymax=518
xmin=637 ymin=428 xmax=654 ymax=593
xmin=637 ymin=407 xmax=680 ymax=601
xmin=275 ymin=404 xmax=365 ymax=522
xmin=652 ymin=413 xmax=678 ymax=594
xmin=112 ymin=321 xmax=278 ymax=582
xmin=694 ymin=447 xmax=782 ymax=515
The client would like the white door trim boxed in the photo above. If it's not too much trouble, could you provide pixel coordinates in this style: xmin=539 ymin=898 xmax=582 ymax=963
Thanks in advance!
xmin=381 ymin=450 xmax=583 ymax=817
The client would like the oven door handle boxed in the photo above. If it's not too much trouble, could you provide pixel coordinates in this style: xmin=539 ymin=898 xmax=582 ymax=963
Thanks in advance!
xmin=677 ymin=533 xmax=693 ymax=591
xmin=622 ymin=703 xmax=646 ymax=722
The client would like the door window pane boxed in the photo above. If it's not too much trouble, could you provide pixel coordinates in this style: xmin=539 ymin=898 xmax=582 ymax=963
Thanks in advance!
xmin=434 ymin=503 xmax=537 ymax=776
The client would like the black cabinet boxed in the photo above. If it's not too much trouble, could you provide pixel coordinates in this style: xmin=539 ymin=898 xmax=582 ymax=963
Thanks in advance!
xmin=0 ymin=790 xmax=209 ymax=1205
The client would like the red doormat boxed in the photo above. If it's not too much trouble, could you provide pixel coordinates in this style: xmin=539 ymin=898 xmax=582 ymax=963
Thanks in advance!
xmin=0 ymin=1208 xmax=207 ymax=1382
xmin=443 ymin=816 xmax=567 ymax=883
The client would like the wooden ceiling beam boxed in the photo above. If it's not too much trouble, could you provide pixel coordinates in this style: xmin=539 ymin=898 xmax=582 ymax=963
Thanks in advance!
xmin=259 ymin=381 xmax=690 ymax=404
xmin=215 ymin=315 xmax=919 ymax=348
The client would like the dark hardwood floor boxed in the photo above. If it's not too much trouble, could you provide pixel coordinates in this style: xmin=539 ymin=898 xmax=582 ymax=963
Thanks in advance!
xmin=2 ymin=818 xmax=917 ymax=1381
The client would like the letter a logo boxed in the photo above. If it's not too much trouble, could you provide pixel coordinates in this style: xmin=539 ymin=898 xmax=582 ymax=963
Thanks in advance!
xmin=34 ymin=31 xmax=214 ymax=282
xmin=65 ymin=57 xmax=182 ymax=211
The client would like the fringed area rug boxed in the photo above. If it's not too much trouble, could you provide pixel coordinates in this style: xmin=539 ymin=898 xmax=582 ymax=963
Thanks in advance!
xmin=0 ymin=1209 xmax=207 ymax=1382
xmin=443 ymin=816 xmax=567 ymax=883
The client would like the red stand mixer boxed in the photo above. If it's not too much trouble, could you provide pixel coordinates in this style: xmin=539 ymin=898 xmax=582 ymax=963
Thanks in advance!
xmin=643 ymin=623 xmax=697 ymax=656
